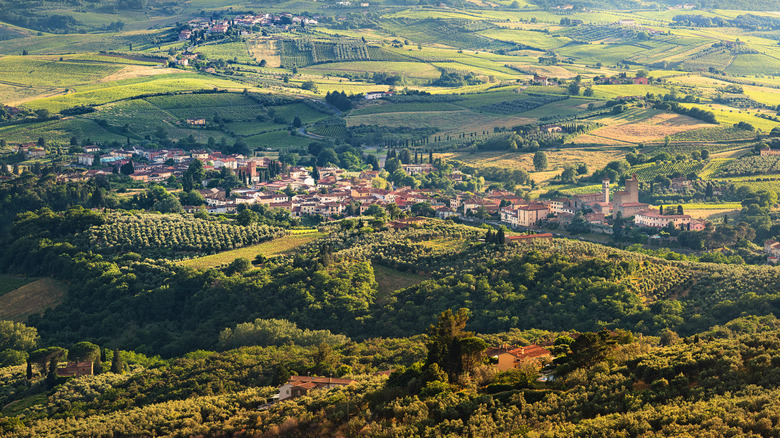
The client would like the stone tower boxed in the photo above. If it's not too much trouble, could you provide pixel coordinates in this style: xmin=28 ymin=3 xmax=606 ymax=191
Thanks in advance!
xmin=626 ymin=174 xmax=639 ymax=203
xmin=602 ymin=179 xmax=610 ymax=203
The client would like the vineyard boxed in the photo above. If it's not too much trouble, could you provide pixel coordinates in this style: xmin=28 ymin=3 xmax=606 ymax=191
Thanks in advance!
xmin=699 ymin=158 xmax=734 ymax=179
xmin=630 ymin=160 xmax=705 ymax=182
xmin=84 ymin=214 xmax=286 ymax=258
xmin=278 ymin=39 xmax=407 ymax=68
xmin=717 ymin=155 xmax=780 ymax=176
xmin=380 ymin=18 xmax=512 ymax=51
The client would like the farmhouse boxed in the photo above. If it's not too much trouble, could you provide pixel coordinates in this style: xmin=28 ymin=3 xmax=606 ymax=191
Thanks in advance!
xmin=278 ymin=376 xmax=355 ymax=401
xmin=365 ymin=91 xmax=393 ymax=100
xmin=57 ymin=361 xmax=93 ymax=377
xmin=487 ymin=344 xmax=552 ymax=372
xmin=533 ymin=75 xmax=549 ymax=86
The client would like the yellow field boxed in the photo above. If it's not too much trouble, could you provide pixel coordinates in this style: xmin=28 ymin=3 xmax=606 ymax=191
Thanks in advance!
xmin=0 ymin=277 xmax=67 ymax=322
xmin=573 ymin=112 xmax=711 ymax=144
xmin=246 ymin=37 xmax=281 ymax=67
xmin=178 ymin=232 xmax=325 ymax=270
xmin=682 ymin=208 xmax=740 ymax=220
xmin=441 ymin=148 xmax=623 ymax=178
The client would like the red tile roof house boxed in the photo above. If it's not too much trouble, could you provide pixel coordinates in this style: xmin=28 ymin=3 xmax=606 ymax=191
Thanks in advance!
xmin=486 ymin=344 xmax=552 ymax=372
xmin=57 ymin=361 xmax=94 ymax=377
xmin=277 ymin=376 xmax=356 ymax=401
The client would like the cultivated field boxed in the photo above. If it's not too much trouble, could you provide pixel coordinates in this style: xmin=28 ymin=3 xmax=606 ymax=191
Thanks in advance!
xmin=179 ymin=232 xmax=325 ymax=270
xmin=0 ymin=278 xmax=67 ymax=322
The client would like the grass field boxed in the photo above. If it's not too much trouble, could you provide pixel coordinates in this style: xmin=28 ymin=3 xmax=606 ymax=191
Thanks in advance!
xmin=179 ymin=232 xmax=325 ymax=270
xmin=22 ymin=73 xmax=254 ymax=113
xmin=0 ymin=278 xmax=67 ymax=322
xmin=442 ymin=149 xmax=623 ymax=176
xmin=195 ymin=41 xmax=255 ymax=64
xmin=680 ymin=208 xmax=742 ymax=220
xmin=0 ymin=275 xmax=34 ymax=297
xmin=373 ymin=264 xmax=428 ymax=300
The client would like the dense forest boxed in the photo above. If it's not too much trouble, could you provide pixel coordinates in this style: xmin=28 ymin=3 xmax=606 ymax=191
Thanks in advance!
xmin=5 ymin=311 xmax=780 ymax=436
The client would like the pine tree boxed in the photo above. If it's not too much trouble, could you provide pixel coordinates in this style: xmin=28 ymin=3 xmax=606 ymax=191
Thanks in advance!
xmin=111 ymin=348 xmax=123 ymax=374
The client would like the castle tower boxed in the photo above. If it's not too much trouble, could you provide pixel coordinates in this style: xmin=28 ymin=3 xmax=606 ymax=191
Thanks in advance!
xmin=626 ymin=174 xmax=639 ymax=203
xmin=602 ymin=179 xmax=610 ymax=203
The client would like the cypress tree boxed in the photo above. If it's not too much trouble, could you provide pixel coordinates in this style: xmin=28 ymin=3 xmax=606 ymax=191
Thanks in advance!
xmin=496 ymin=228 xmax=506 ymax=245
xmin=26 ymin=360 xmax=32 ymax=381
xmin=46 ymin=358 xmax=58 ymax=388
xmin=111 ymin=348 xmax=123 ymax=374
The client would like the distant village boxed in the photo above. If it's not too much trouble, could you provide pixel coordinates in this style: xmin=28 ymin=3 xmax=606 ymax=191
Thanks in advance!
xmin=179 ymin=12 xmax=321 ymax=42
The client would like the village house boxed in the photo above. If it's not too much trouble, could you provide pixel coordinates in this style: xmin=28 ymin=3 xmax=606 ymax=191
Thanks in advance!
xmin=77 ymin=153 xmax=95 ymax=166
xmin=401 ymin=163 xmax=436 ymax=175
xmin=764 ymin=239 xmax=780 ymax=263
xmin=500 ymin=203 xmax=549 ymax=228
xmin=533 ymin=75 xmax=549 ymax=86
xmin=26 ymin=147 xmax=46 ymax=159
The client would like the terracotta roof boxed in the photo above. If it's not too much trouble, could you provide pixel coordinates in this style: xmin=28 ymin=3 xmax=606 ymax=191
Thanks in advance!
xmin=506 ymin=344 xmax=551 ymax=360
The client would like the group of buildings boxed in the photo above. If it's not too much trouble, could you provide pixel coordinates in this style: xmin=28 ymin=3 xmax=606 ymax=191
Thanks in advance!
xmin=499 ymin=175 xmax=706 ymax=233
xmin=8 ymin=141 xmax=710 ymax=233
xmin=180 ymin=13 xmax=319 ymax=40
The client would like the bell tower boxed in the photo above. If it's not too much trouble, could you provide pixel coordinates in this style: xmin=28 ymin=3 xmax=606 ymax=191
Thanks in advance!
xmin=602 ymin=179 xmax=610 ymax=203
